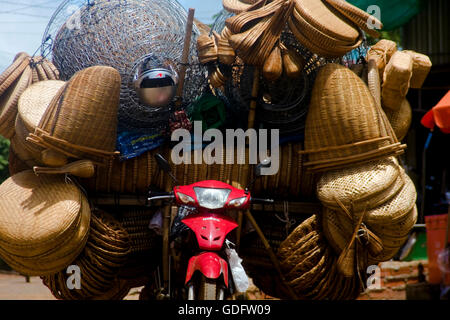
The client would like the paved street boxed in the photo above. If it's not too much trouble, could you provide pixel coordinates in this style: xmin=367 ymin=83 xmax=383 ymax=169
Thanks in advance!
xmin=0 ymin=272 xmax=141 ymax=300
xmin=0 ymin=273 xmax=55 ymax=300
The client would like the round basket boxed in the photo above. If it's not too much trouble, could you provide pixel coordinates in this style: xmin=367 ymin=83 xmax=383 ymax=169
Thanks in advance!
xmin=8 ymin=146 xmax=31 ymax=176
xmin=317 ymin=157 xmax=404 ymax=211
xmin=42 ymin=209 xmax=131 ymax=300
xmin=12 ymin=80 xmax=66 ymax=167
xmin=28 ymin=66 xmax=121 ymax=165
xmin=364 ymin=172 xmax=417 ymax=225
xmin=383 ymin=99 xmax=412 ymax=141
xmin=0 ymin=171 xmax=91 ymax=275
xmin=303 ymin=63 xmax=404 ymax=172
xmin=275 ymin=213 xmax=362 ymax=300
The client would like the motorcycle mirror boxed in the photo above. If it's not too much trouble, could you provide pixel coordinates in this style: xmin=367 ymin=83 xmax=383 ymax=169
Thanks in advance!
xmin=154 ymin=153 xmax=178 ymax=184
xmin=254 ymin=158 xmax=271 ymax=177
xmin=155 ymin=153 xmax=172 ymax=174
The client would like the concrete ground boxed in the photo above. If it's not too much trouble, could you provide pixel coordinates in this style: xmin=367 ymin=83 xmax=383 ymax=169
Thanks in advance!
xmin=0 ymin=272 xmax=141 ymax=300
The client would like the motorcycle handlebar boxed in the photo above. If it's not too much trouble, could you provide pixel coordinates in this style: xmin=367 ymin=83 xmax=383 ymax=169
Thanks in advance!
xmin=251 ymin=197 xmax=275 ymax=204
xmin=147 ymin=192 xmax=175 ymax=202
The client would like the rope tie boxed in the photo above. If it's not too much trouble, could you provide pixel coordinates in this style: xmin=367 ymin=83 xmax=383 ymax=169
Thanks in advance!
xmin=333 ymin=197 xmax=383 ymax=286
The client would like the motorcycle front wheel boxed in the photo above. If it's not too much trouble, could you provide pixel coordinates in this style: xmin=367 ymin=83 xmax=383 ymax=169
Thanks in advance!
xmin=197 ymin=276 xmax=225 ymax=300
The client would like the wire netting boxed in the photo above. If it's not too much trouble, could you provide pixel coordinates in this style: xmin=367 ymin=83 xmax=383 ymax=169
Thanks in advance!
xmin=41 ymin=0 xmax=208 ymax=133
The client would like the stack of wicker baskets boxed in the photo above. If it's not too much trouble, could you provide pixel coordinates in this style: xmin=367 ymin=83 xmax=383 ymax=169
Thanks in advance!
xmin=276 ymin=214 xmax=362 ymax=299
xmin=318 ymin=157 xmax=418 ymax=275
xmin=42 ymin=209 xmax=131 ymax=300
xmin=11 ymin=80 xmax=66 ymax=168
xmin=0 ymin=53 xmax=60 ymax=139
xmin=0 ymin=171 xmax=91 ymax=276
xmin=367 ymin=39 xmax=431 ymax=141
xmin=77 ymin=142 xmax=316 ymax=199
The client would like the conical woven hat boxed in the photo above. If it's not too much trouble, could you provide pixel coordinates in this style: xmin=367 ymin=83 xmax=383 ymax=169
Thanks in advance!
xmin=317 ymin=157 xmax=403 ymax=210
xmin=29 ymin=66 xmax=121 ymax=164
xmin=304 ymin=63 xmax=401 ymax=167
xmin=18 ymin=80 xmax=66 ymax=132
xmin=0 ymin=171 xmax=89 ymax=258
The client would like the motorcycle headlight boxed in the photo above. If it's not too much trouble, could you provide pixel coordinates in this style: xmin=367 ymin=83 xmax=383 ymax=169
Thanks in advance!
xmin=228 ymin=197 xmax=248 ymax=208
xmin=194 ymin=188 xmax=231 ymax=210
xmin=177 ymin=192 xmax=195 ymax=205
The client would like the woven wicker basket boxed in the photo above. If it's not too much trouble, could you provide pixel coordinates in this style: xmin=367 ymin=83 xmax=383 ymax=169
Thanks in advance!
xmin=383 ymin=99 xmax=413 ymax=141
xmin=0 ymin=65 xmax=32 ymax=139
xmin=8 ymin=146 xmax=31 ymax=176
xmin=294 ymin=0 xmax=359 ymax=43
xmin=367 ymin=39 xmax=397 ymax=78
xmin=0 ymin=52 xmax=30 ymax=96
xmin=382 ymin=51 xmax=413 ymax=110
xmin=28 ymin=66 xmax=121 ymax=165
xmin=403 ymin=50 xmax=432 ymax=89
xmin=12 ymin=80 xmax=66 ymax=167
xmin=317 ymin=157 xmax=404 ymax=211
xmin=79 ymin=142 xmax=312 ymax=199
xmin=275 ymin=214 xmax=362 ymax=300
xmin=0 ymin=171 xmax=91 ymax=276
xmin=42 ymin=209 xmax=131 ymax=300
xmin=197 ymin=33 xmax=218 ymax=64
xmin=303 ymin=63 xmax=405 ymax=172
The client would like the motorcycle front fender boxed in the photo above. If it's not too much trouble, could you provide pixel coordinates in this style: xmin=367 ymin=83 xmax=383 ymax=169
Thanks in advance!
xmin=185 ymin=252 xmax=229 ymax=287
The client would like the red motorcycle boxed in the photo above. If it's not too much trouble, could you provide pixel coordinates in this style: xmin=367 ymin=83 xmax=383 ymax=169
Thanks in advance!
xmin=147 ymin=154 xmax=273 ymax=300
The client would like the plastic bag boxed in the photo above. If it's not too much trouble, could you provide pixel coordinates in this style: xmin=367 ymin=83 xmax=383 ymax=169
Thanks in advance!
xmin=226 ymin=247 xmax=250 ymax=293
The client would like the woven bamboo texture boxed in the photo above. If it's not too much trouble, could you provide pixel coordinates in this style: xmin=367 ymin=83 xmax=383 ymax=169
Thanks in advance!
xmin=317 ymin=157 xmax=404 ymax=211
xmin=403 ymin=50 xmax=432 ymax=89
xmin=383 ymin=99 xmax=413 ymax=141
xmin=41 ymin=209 xmax=131 ymax=300
xmin=0 ymin=171 xmax=91 ymax=276
xmin=303 ymin=63 xmax=405 ymax=172
xmin=28 ymin=66 xmax=121 ymax=165
xmin=366 ymin=39 xmax=397 ymax=79
xmin=79 ymin=142 xmax=316 ymax=199
xmin=381 ymin=51 xmax=413 ymax=110
xmin=275 ymin=214 xmax=362 ymax=300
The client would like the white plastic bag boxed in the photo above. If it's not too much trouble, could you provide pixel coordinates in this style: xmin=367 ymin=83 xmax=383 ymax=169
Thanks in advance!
xmin=226 ymin=247 xmax=250 ymax=293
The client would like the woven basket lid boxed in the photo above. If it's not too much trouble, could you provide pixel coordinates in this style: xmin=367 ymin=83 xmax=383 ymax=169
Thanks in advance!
xmin=317 ymin=157 xmax=402 ymax=210
xmin=365 ymin=172 xmax=417 ymax=225
xmin=31 ymin=66 xmax=121 ymax=164
xmin=0 ymin=170 xmax=88 ymax=258
xmin=18 ymin=80 xmax=66 ymax=132
xmin=0 ymin=197 xmax=90 ymax=276
xmin=304 ymin=63 xmax=394 ymax=163
xmin=294 ymin=0 xmax=359 ymax=43
xmin=384 ymin=99 xmax=412 ymax=141
xmin=222 ymin=0 xmax=261 ymax=14
xmin=0 ymin=65 xmax=32 ymax=139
